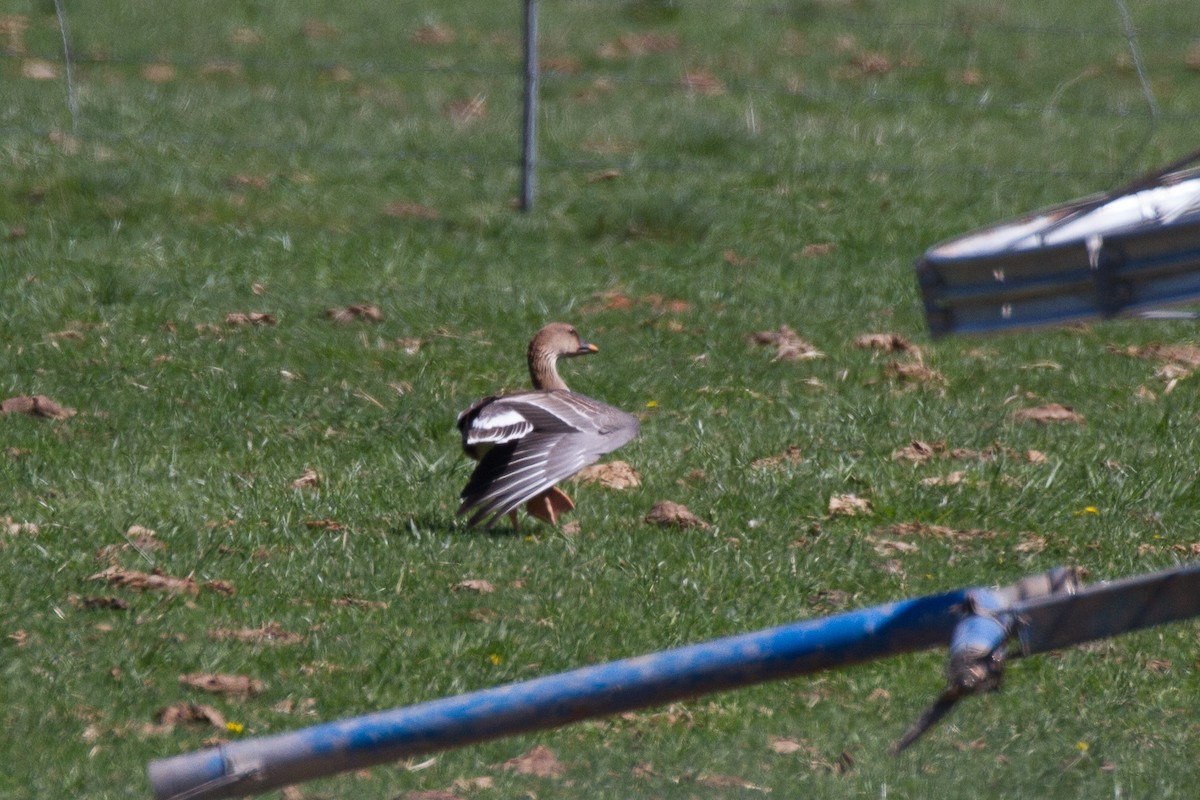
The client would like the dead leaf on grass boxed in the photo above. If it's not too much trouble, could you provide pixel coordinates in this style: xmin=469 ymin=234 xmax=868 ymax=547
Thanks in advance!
xmin=2 ymin=517 xmax=39 ymax=536
xmin=209 ymin=622 xmax=305 ymax=646
xmin=2 ymin=15 xmax=29 ymax=54
xmin=1 ymin=394 xmax=76 ymax=419
xmin=1009 ymin=403 xmax=1085 ymax=425
xmin=226 ymin=174 xmax=269 ymax=191
xmin=751 ymin=445 xmax=804 ymax=470
xmin=587 ymin=168 xmax=622 ymax=183
xmin=502 ymin=744 xmax=566 ymax=778
xmin=749 ymin=325 xmax=824 ymax=362
xmin=885 ymin=360 xmax=945 ymax=385
xmin=854 ymin=332 xmax=917 ymax=354
xmin=681 ymin=69 xmax=725 ymax=95
xmin=643 ymin=294 xmax=692 ymax=313
xmin=272 ymin=698 xmax=318 ymax=716
xmin=229 ymin=27 xmax=263 ymax=46
xmin=880 ymin=522 xmax=1000 ymax=545
xmin=203 ymin=579 xmax=237 ymax=596
xmin=22 ymin=58 xmax=58 ymax=80
xmin=179 ymin=672 xmax=264 ymax=697
xmin=644 ymin=501 xmax=709 ymax=530
xmin=582 ymin=290 xmax=635 ymax=313
xmin=828 ymin=493 xmax=872 ymax=517
xmin=89 ymin=566 xmax=198 ymax=595
xmin=68 ymin=594 xmax=130 ymax=611
xmin=806 ymin=588 xmax=852 ymax=612
xmin=141 ymin=63 xmax=176 ymax=83
xmin=871 ymin=538 xmax=919 ymax=556
xmin=445 ymin=95 xmax=487 ymax=126
xmin=1119 ymin=342 xmax=1200 ymax=369
xmin=1016 ymin=534 xmax=1047 ymax=553
xmin=920 ymin=470 xmax=967 ymax=487
xmin=152 ymin=702 xmax=226 ymax=731
xmin=378 ymin=337 xmax=423 ymax=356
xmin=454 ymin=579 xmax=495 ymax=594
xmin=1145 ymin=658 xmax=1172 ymax=674
xmin=451 ymin=776 xmax=494 ymax=792
xmin=846 ymin=51 xmax=893 ymax=76
xmin=324 ymin=304 xmax=384 ymax=324
xmin=801 ymin=242 xmax=837 ymax=258
xmin=597 ymin=32 xmax=679 ymax=59
xmin=723 ymin=249 xmax=754 ymax=267
xmin=892 ymin=439 xmax=944 ymax=462
xmin=121 ymin=525 xmax=166 ymax=555
xmin=224 ymin=311 xmax=277 ymax=326
xmin=291 ymin=468 xmax=321 ymax=489
xmin=770 ymin=736 xmax=816 ymax=755
xmin=201 ymin=60 xmax=244 ymax=78
xmin=1156 ymin=363 xmax=1191 ymax=383
xmin=957 ymin=67 xmax=984 ymax=85
xmin=573 ymin=460 xmax=641 ymax=489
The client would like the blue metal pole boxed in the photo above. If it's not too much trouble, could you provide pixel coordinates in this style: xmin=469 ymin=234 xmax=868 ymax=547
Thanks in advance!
xmin=148 ymin=587 xmax=970 ymax=800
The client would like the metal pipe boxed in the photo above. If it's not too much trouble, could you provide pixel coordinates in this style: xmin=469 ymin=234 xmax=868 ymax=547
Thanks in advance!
xmin=148 ymin=586 xmax=973 ymax=800
xmin=518 ymin=0 xmax=538 ymax=211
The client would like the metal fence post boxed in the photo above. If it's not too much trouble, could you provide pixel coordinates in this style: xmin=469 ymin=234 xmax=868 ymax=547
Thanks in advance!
xmin=519 ymin=0 xmax=539 ymax=211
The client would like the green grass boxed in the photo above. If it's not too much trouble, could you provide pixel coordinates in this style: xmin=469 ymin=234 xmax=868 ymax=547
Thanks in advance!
xmin=3 ymin=1 xmax=1200 ymax=798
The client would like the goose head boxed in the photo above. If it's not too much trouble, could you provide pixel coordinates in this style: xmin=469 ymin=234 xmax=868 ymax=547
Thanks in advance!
xmin=527 ymin=322 xmax=598 ymax=391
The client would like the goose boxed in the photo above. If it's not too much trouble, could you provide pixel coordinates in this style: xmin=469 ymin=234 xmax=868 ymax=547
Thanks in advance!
xmin=456 ymin=323 xmax=640 ymax=529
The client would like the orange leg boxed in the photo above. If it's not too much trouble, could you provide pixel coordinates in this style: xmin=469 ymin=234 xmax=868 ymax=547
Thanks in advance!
xmin=523 ymin=486 xmax=576 ymax=525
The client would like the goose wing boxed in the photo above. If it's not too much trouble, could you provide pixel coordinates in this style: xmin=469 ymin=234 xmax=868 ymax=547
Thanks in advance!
xmin=457 ymin=390 xmax=640 ymax=528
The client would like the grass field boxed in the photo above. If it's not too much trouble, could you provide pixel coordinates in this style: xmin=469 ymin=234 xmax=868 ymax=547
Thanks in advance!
xmin=4 ymin=1 xmax=1200 ymax=798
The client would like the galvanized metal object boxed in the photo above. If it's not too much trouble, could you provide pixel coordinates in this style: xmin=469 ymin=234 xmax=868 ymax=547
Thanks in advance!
xmin=893 ymin=564 xmax=1200 ymax=752
xmin=916 ymin=149 xmax=1200 ymax=337
xmin=518 ymin=0 xmax=538 ymax=211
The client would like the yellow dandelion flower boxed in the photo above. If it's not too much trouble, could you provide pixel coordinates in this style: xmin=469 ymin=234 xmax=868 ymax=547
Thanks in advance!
xmin=226 ymin=721 xmax=245 ymax=734
xmin=1074 ymin=506 xmax=1099 ymax=516
xmin=1075 ymin=741 xmax=1089 ymax=752
xmin=489 ymin=653 xmax=502 ymax=666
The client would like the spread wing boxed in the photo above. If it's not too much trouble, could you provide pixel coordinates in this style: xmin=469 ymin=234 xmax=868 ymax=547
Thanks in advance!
xmin=456 ymin=390 xmax=640 ymax=528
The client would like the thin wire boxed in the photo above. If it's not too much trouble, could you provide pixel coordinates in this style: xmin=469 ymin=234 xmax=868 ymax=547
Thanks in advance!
xmin=52 ymin=0 xmax=80 ymax=134
xmin=1114 ymin=0 xmax=1159 ymax=175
